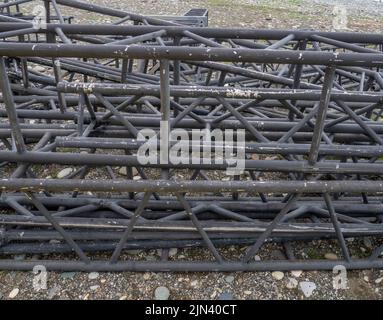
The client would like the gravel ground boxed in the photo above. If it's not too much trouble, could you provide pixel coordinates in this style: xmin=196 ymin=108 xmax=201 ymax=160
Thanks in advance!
xmin=1 ymin=0 xmax=383 ymax=301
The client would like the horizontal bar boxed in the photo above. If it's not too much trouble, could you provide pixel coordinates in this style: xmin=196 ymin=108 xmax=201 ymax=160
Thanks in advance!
xmin=1 ymin=43 xmax=383 ymax=66
xmin=1 ymin=179 xmax=383 ymax=193
xmin=0 ymin=259 xmax=381 ymax=271
xmin=0 ymin=22 xmax=382 ymax=43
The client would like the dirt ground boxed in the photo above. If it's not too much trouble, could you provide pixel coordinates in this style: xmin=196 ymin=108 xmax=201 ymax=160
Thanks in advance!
xmin=1 ymin=0 xmax=383 ymax=300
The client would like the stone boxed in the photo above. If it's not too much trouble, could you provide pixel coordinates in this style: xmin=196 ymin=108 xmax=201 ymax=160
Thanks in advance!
xmin=254 ymin=255 xmax=261 ymax=261
xmin=32 ymin=65 xmax=46 ymax=73
xmin=47 ymin=285 xmax=60 ymax=300
xmin=90 ymin=285 xmax=100 ymax=291
xmin=291 ymin=270 xmax=303 ymax=278
xmin=218 ymin=292 xmax=233 ymax=300
xmin=154 ymin=286 xmax=170 ymax=300
xmin=88 ymin=272 xmax=99 ymax=280
xmin=299 ymin=281 xmax=316 ymax=298
xmin=286 ymin=277 xmax=298 ymax=289
xmin=225 ymin=275 xmax=235 ymax=284
xmin=375 ymin=277 xmax=383 ymax=284
xmin=251 ymin=154 xmax=259 ymax=160
xmin=190 ymin=280 xmax=198 ymax=287
xmin=244 ymin=290 xmax=252 ymax=295
xmin=119 ymin=295 xmax=127 ymax=300
xmin=57 ymin=168 xmax=73 ymax=179
xmin=8 ymin=288 xmax=19 ymax=299
xmin=61 ymin=272 xmax=76 ymax=279
xmin=363 ymin=237 xmax=373 ymax=249
xmin=272 ymin=271 xmax=284 ymax=280
xmin=143 ymin=273 xmax=151 ymax=280
xmin=324 ymin=253 xmax=338 ymax=260
xmin=169 ymin=248 xmax=178 ymax=257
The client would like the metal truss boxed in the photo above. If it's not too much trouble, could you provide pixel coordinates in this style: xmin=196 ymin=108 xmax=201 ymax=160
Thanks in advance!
xmin=0 ymin=0 xmax=382 ymax=271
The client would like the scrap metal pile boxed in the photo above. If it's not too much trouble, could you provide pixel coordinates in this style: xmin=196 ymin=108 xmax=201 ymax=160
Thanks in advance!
xmin=0 ymin=0 xmax=383 ymax=271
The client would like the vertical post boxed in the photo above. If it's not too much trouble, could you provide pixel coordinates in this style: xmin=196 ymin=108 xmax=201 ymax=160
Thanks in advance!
xmin=308 ymin=66 xmax=336 ymax=165
xmin=173 ymin=36 xmax=181 ymax=117
xmin=160 ymin=60 xmax=170 ymax=179
xmin=45 ymin=0 xmax=67 ymax=113
xmin=0 ymin=57 xmax=26 ymax=153
xmin=121 ymin=58 xmax=128 ymax=83
xmin=18 ymin=35 xmax=29 ymax=89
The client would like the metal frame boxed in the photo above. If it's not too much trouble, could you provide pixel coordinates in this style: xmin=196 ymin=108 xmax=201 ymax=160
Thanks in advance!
xmin=0 ymin=0 xmax=382 ymax=271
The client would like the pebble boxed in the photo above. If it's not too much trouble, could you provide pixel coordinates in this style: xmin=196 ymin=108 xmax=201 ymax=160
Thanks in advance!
xmin=88 ymin=272 xmax=99 ymax=280
xmin=225 ymin=275 xmax=235 ymax=284
xmin=291 ymin=270 xmax=303 ymax=278
xmin=244 ymin=290 xmax=252 ymax=295
xmin=375 ymin=277 xmax=383 ymax=284
xmin=251 ymin=154 xmax=259 ymax=160
xmin=100 ymin=279 xmax=107 ymax=284
xmin=90 ymin=285 xmax=100 ymax=291
xmin=119 ymin=295 xmax=127 ymax=300
xmin=190 ymin=280 xmax=198 ymax=287
xmin=8 ymin=288 xmax=19 ymax=299
xmin=61 ymin=272 xmax=76 ymax=279
xmin=364 ymin=276 xmax=369 ymax=282
xmin=324 ymin=253 xmax=338 ymax=260
xmin=154 ymin=286 xmax=170 ymax=300
xmin=363 ymin=237 xmax=373 ymax=249
xmin=218 ymin=292 xmax=233 ymax=300
xmin=47 ymin=285 xmax=60 ymax=300
xmin=169 ymin=248 xmax=178 ymax=257
xmin=254 ymin=255 xmax=261 ymax=261
xmin=286 ymin=277 xmax=298 ymax=289
xmin=32 ymin=66 xmax=46 ymax=73
xmin=299 ymin=281 xmax=316 ymax=298
xmin=272 ymin=271 xmax=284 ymax=281
xmin=143 ymin=273 xmax=151 ymax=280
xmin=57 ymin=168 xmax=73 ymax=179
